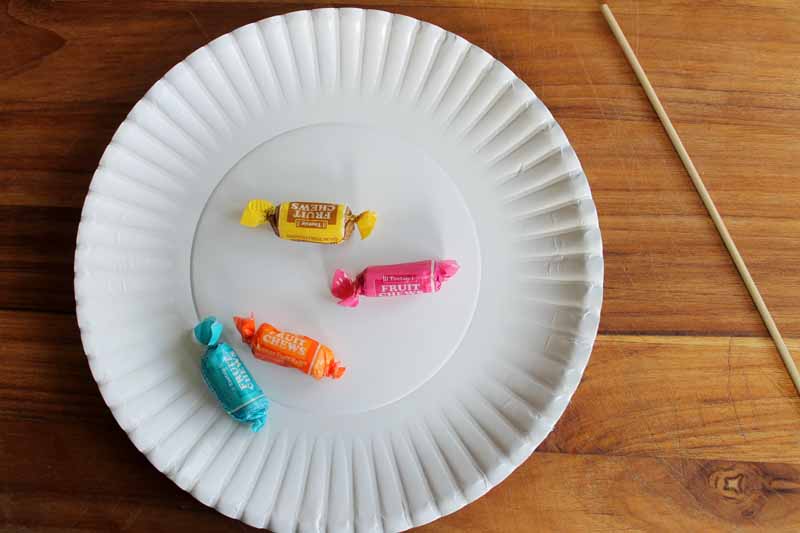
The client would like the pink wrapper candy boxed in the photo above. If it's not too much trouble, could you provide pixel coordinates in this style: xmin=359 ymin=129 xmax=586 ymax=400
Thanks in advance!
xmin=331 ymin=259 xmax=459 ymax=307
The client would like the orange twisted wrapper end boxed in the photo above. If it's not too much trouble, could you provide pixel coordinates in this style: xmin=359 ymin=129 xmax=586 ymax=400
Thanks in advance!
xmin=234 ymin=315 xmax=345 ymax=380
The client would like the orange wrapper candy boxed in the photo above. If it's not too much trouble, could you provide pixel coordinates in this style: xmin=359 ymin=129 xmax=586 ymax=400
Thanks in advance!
xmin=234 ymin=315 xmax=346 ymax=380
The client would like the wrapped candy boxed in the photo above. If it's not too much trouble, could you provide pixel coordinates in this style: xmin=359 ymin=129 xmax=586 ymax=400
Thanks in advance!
xmin=331 ymin=259 xmax=460 ymax=307
xmin=234 ymin=315 xmax=346 ymax=380
xmin=194 ymin=317 xmax=269 ymax=432
xmin=240 ymin=199 xmax=377 ymax=244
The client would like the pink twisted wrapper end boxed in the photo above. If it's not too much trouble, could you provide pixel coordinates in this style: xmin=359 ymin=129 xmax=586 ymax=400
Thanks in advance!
xmin=434 ymin=260 xmax=460 ymax=291
xmin=331 ymin=269 xmax=361 ymax=307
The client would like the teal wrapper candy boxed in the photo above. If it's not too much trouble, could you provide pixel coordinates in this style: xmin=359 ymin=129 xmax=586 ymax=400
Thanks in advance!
xmin=194 ymin=317 xmax=269 ymax=432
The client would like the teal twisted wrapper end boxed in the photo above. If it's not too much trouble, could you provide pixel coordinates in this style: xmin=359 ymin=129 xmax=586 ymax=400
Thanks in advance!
xmin=195 ymin=317 xmax=269 ymax=432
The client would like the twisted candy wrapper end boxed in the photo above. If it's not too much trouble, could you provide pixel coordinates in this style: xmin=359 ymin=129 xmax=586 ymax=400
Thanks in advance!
xmin=233 ymin=314 xmax=256 ymax=344
xmin=240 ymin=199 xmax=275 ymax=228
xmin=331 ymin=269 xmax=361 ymax=307
xmin=195 ymin=317 xmax=268 ymax=432
xmin=434 ymin=259 xmax=460 ymax=291
xmin=353 ymin=210 xmax=378 ymax=240
xmin=194 ymin=316 xmax=223 ymax=346
xmin=324 ymin=349 xmax=347 ymax=379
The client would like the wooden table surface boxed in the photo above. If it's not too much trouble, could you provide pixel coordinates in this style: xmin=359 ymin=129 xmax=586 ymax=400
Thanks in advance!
xmin=2 ymin=0 xmax=799 ymax=531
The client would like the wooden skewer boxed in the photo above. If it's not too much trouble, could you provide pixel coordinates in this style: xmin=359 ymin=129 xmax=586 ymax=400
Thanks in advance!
xmin=601 ymin=3 xmax=800 ymax=396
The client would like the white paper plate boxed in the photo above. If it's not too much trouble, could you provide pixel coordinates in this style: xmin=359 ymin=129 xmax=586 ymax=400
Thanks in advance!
xmin=75 ymin=8 xmax=603 ymax=532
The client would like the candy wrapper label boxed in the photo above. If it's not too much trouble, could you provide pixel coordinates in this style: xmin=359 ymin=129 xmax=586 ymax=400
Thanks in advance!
xmin=235 ymin=315 xmax=346 ymax=380
xmin=331 ymin=259 xmax=460 ymax=307
xmin=240 ymin=199 xmax=376 ymax=244
xmin=282 ymin=202 xmax=343 ymax=241
xmin=195 ymin=317 xmax=269 ymax=432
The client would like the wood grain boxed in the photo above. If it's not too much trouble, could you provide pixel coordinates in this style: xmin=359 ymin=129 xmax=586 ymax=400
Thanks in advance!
xmin=1 ymin=0 xmax=799 ymax=531
xmin=2 ymin=318 xmax=799 ymax=531
xmin=543 ymin=335 xmax=800 ymax=464
xmin=417 ymin=453 xmax=800 ymax=532
xmin=2 ymin=0 xmax=798 ymax=334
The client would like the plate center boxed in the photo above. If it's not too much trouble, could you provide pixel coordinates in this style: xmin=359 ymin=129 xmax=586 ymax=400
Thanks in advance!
xmin=191 ymin=123 xmax=480 ymax=415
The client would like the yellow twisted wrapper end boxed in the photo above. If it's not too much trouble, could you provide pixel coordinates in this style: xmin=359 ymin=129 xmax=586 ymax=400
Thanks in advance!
xmin=240 ymin=199 xmax=275 ymax=228
xmin=354 ymin=210 xmax=377 ymax=240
